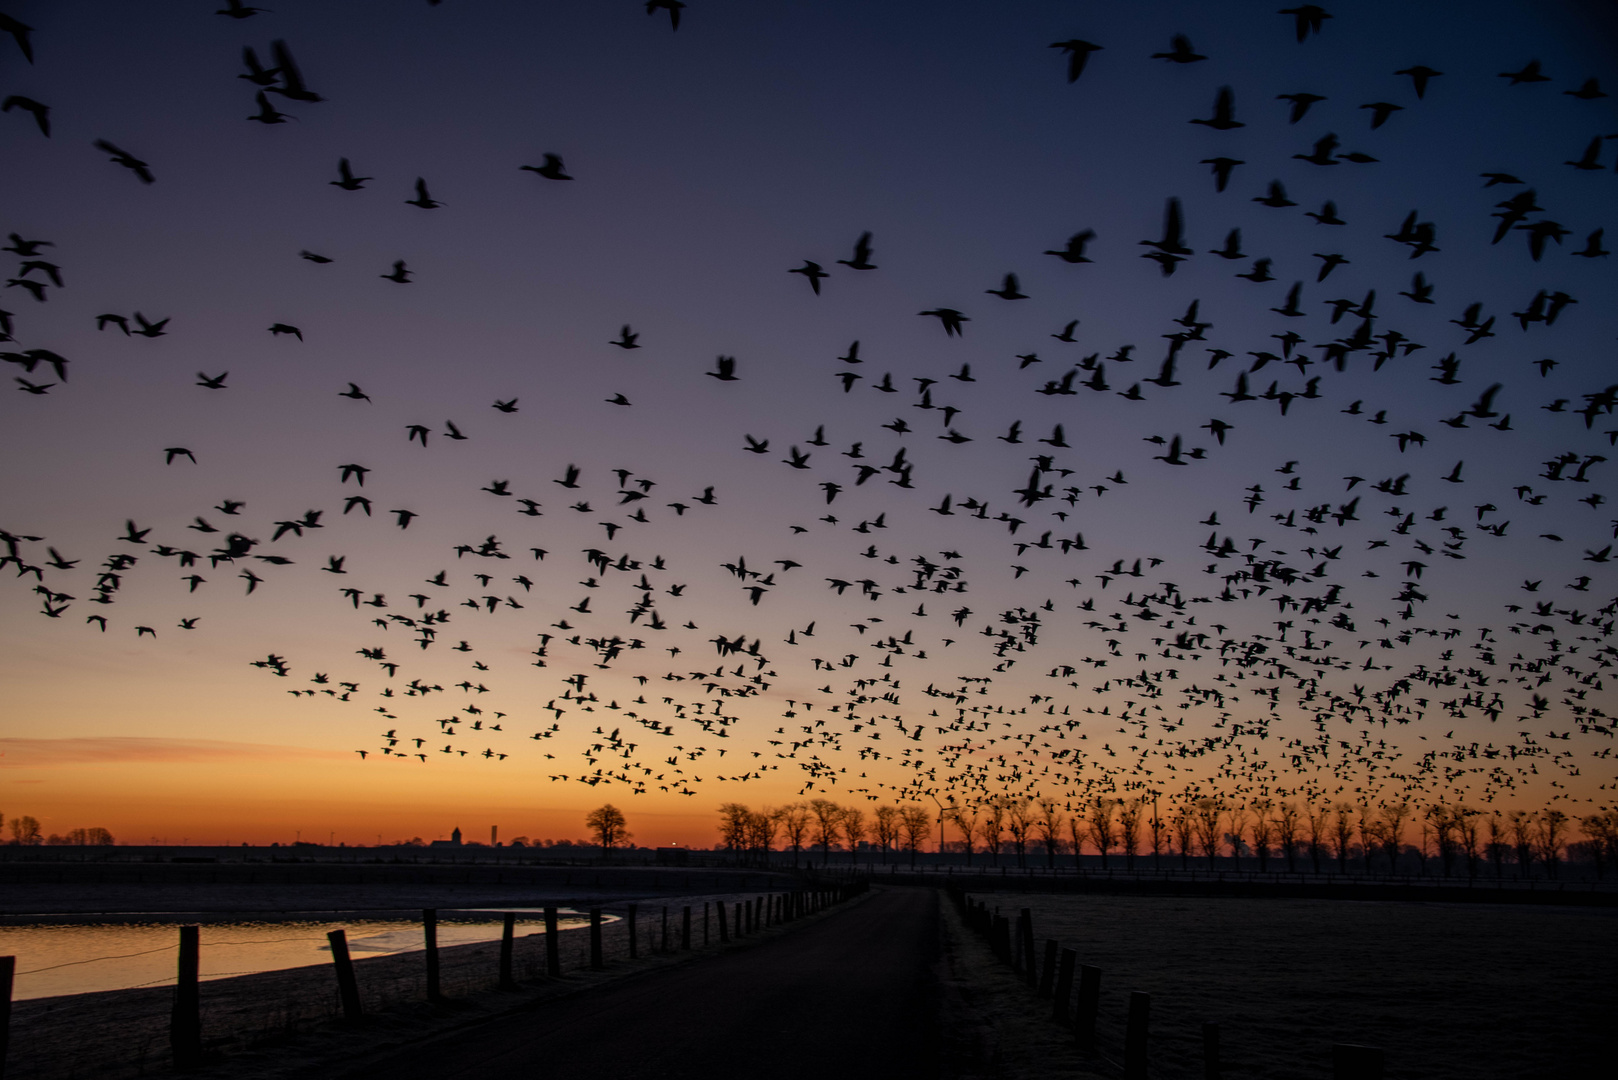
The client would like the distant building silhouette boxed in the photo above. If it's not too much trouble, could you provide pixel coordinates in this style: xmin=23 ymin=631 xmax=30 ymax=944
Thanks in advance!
xmin=430 ymin=826 xmax=463 ymax=848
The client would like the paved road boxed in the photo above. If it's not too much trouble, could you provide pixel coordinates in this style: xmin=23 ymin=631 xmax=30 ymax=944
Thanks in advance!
xmin=335 ymin=887 xmax=941 ymax=1080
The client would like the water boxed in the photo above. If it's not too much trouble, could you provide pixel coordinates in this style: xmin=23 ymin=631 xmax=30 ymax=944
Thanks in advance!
xmin=0 ymin=910 xmax=594 ymax=1000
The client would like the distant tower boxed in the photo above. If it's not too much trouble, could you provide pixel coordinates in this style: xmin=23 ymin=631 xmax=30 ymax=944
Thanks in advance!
xmin=491 ymin=824 xmax=498 ymax=846
xmin=451 ymin=826 xmax=462 ymax=846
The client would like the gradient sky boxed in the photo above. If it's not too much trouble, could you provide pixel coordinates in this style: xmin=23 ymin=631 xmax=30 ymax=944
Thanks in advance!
xmin=3 ymin=1 xmax=1616 ymax=847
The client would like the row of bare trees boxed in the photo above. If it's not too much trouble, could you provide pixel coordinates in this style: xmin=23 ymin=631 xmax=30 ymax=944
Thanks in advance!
xmin=717 ymin=800 xmax=933 ymax=866
xmin=929 ymin=796 xmax=1609 ymax=879
xmin=2 ymin=813 xmax=114 ymax=846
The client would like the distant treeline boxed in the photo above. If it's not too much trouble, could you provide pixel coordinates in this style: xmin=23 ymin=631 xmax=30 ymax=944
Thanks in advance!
xmin=4 ymin=813 xmax=113 ymax=846
xmin=709 ymin=798 xmax=1618 ymax=879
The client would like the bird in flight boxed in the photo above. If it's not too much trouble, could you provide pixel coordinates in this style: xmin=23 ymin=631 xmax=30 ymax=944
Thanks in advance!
xmin=789 ymin=261 xmax=829 ymax=295
xmin=2 ymin=95 xmax=49 ymax=136
xmin=646 ymin=0 xmax=684 ymax=32
xmin=520 ymin=154 xmax=573 ymax=180
xmin=836 ymin=232 xmax=877 ymax=270
xmin=1044 ymin=230 xmax=1096 ymax=263
xmin=331 ymin=158 xmax=370 ymax=190
xmin=94 ymin=139 xmax=154 ymax=183
xmin=1048 ymin=39 xmax=1103 ymax=83
xmin=919 ymin=309 xmax=969 ymax=336
xmin=1151 ymin=34 xmax=1205 ymax=63
xmin=1279 ymin=5 xmax=1332 ymax=42
xmin=267 ymin=40 xmax=324 ymax=102
xmin=407 ymin=178 xmax=443 ymax=208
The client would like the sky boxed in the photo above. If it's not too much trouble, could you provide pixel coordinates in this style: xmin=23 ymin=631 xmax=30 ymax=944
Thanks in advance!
xmin=2 ymin=0 xmax=1616 ymax=848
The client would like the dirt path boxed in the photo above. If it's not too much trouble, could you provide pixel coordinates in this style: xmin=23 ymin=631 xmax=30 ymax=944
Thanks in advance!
xmin=327 ymin=888 xmax=941 ymax=1080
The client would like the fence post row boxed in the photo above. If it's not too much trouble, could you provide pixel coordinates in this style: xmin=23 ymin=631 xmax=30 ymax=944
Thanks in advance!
xmin=950 ymin=889 xmax=1386 ymax=1078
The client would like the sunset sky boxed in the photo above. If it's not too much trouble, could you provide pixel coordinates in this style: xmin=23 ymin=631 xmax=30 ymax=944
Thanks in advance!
xmin=3 ymin=1 xmax=1616 ymax=848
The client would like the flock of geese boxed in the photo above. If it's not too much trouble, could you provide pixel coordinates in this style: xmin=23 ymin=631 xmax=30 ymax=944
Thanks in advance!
xmin=3 ymin=3 xmax=1615 ymax=845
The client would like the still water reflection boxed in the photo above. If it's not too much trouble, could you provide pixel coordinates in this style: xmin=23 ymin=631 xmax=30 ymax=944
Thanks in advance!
xmin=2 ymin=910 xmax=591 ymax=1000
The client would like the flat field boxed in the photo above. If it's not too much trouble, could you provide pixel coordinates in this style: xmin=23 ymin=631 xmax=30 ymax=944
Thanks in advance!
xmin=967 ymin=891 xmax=1616 ymax=1080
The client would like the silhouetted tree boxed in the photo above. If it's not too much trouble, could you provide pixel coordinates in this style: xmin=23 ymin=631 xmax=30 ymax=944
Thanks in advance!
xmin=1274 ymin=801 xmax=1300 ymax=872
xmin=1508 ymin=810 xmax=1534 ymax=879
xmin=1087 ymin=796 xmax=1117 ymax=870
xmin=747 ymin=807 xmax=780 ymax=865
xmin=899 ymin=805 xmax=931 ymax=867
xmin=1226 ymin=805 xmax=1251 ymax=867
xmin=1331 ymin=803 xmax=1357 ymax=873
xmin=981 ymin=799 xmax=1006 ymax=867
xmin=873 ymin=805 xmax=902 ymax=863
xmin=1533 ymin=809 xmax=1568 ymax=879
xmin=776 ymin=803 xmax=811 ymax=867
xmin=1427 ymin=804 xmax=1458 ymax=876
xmin=1376 ymin=802 xmax=1410 ymax=874
xmin=585 ymin=804 xmax=630 ymax=854
xmin=1305 ymin=803 xmax=1330 ymax=873
xmin=1035 ymin=797 xmax=1064 ymax=869
xmin=1193 ymin=797 xmax=1224 ymax=869
xmin=718 ymin=802 xmax=751 ymax=859
xmin=809 ymin=798 xmax=842 ymax=866
xmin=1486 ymin=813 xmax=1508 ymax=878
xmin=1117 ymin=797 xmax=1144 ymax=870
xmin=9 ymin=814 xmax=43 ymax=845
xmin=1581 ymin=810 xmax=1618 ymax=878
xmin=1148 ymin=796 xmax=1166 ymax=870
xmin=1250 ymin=800 xmax=1275 ymax=871
xmin=1172 ymin=802 xmax=1196 ymax=870
xmin=842 ymin=806 xmax=867 ymax=866
xmin=1455 ymin=806 xmax=1481 ymax=878
xmin=1005 ymin=798 xmax=1033 ymax=868
xmin=948 ymin=805 xmax=980 ymax=866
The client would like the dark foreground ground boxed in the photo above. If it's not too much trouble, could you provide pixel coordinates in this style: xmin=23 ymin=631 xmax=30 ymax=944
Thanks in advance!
xmin=327 ymin=887 xmax=940 ymax=1080
xmin=11 ymin=885 xmax=1611 ymax=1079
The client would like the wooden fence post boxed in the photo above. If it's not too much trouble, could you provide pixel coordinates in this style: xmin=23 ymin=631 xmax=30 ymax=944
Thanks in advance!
xmin=1124 ymin=991 xmax=1150 ymax=1080
xmin=1 ymin=955 xmax=14 ymax=1080
xmin=1051 ymin=948 xmax=1076 ymax=1023
xmin=589 ymin=909 xmax=603 ymax=970
xmin=422 ymin=910 xmax=442 ymax=1002
xmin=1202 ymin=1021 xmax=1221 ymax=1079
xmin=1039 ymin=939 xmax=1059 ymax=997
xmin=327 ymin=929 xmax=364 ymax=1020
xmin=1074 ymin=964 xmax=1101 ymax=1049
xmin=717 ymin=900 xmax=730 ymax=942
xmin=628 ymin=903 xmax=639 ymax=959
xmin=703 ymin=902 xmax=710 ymax=945
xmin=681 ymin=906 xmax=692 ymax=950
xmin=499 ymin=914 xmax=517 ymax=989
xmin=1332 ymin=1043 xmax=1384 ymax=1080
xmin=1019 ymin=909 xmax=1037 ymax=986
xmin=543 ymin=906 xmax=561 ymax=976
xmin=660 ymin=906 xmax=669 ymax=953
xmin=171 ymin=924 xmax=202 ymax=1069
